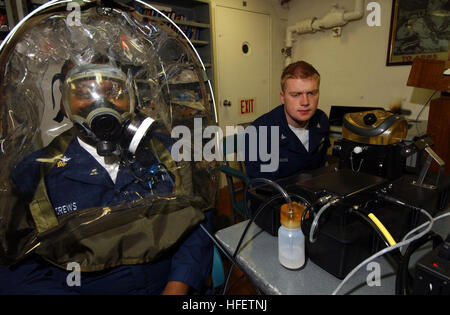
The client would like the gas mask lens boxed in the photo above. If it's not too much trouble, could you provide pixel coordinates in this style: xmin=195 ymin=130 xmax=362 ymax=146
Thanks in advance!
xmin=67 ymin=79 xmax=130 ymax=118
xmin=63 ymin=64 xmax=134 ymax=122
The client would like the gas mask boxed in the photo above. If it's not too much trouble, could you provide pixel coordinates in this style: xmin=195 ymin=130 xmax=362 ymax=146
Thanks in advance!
xmin=62 ymin=64 xmax=156 ymax=156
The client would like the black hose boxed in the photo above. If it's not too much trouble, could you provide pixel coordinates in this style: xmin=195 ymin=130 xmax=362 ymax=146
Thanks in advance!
xmin=222 ymin=193 xmax=282 ymax=295
xmin=395 ymin=231 xmax=443 ymax=295
xmin=351 ymin=210 xmax=391 ymax=249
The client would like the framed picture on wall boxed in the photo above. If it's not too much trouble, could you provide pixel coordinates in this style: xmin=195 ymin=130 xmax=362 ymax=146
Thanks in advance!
xmin=386 ymin=0 xmax=450 ymax=66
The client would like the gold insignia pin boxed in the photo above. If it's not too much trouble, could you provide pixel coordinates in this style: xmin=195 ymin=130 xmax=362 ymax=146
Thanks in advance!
xmin=90 ymin=168 xmax=99 ymax=176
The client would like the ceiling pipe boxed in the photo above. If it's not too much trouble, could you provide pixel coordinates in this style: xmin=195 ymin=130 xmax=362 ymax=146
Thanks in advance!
xmin=284 ymin=0 xmax=364 ymax=66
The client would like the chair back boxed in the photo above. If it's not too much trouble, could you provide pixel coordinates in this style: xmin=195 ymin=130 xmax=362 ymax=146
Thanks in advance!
xmin=219 ymin=134 xmax=249 ymax=223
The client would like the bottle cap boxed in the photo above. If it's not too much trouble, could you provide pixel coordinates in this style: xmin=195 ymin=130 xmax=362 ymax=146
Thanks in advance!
xmin=280 ymin=202 xmax=307 ymax=229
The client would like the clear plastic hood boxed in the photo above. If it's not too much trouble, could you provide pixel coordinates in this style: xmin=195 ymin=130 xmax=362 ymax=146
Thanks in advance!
xmin=0 ymin=1 xmax=218 ymax=267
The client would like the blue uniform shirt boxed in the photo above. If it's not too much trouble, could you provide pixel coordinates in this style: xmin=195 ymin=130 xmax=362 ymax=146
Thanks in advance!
xmin=2 ymin=136 xmax=213 ymax=294
xmin=12 ymin=136 xmax=174 ymax=211
xmin=245 ymin=105 xmax=330 ymax=180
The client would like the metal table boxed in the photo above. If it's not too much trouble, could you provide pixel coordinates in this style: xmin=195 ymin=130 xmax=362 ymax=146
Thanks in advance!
xmin=215 ymin=210 xmax=449 ymax=295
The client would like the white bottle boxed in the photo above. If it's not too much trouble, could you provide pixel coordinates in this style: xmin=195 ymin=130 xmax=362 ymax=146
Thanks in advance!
xmin=278 ymin=202 xmax=306 ymax=269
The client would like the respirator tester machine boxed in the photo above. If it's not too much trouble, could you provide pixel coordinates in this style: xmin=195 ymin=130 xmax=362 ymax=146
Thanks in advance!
xmin=248 ymin=109 xmax=449 ymax=295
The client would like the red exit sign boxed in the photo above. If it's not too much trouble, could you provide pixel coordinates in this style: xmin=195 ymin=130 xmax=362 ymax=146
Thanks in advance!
xmin=240 ymin=98 xmax=255 ymax=114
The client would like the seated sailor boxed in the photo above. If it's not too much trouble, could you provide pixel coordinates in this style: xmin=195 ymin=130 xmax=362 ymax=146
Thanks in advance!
xmin=2 ymin=60 xmax=213 ymax=295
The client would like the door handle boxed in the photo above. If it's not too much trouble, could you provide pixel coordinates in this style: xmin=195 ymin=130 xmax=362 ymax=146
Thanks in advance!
xmin=223 ymin=100 xmax=232 ymax=107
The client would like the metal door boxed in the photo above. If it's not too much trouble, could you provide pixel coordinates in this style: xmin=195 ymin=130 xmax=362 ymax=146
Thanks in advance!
xmin=215 ymin=5 xmax=271 ymax=131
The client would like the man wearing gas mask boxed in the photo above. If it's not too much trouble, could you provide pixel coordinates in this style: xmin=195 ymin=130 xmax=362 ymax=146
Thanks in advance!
xmin=1 ymin=59 xmax=213 ymax=295
xmin=54 ymin=61 xmax=176 ymax=205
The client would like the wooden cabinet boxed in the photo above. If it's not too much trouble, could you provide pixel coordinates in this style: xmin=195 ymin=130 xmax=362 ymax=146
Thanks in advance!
xmin=427 ymin=96 xmax=450 ymax=175
xmin=407 ymin=58 xmax=450 ymax=174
